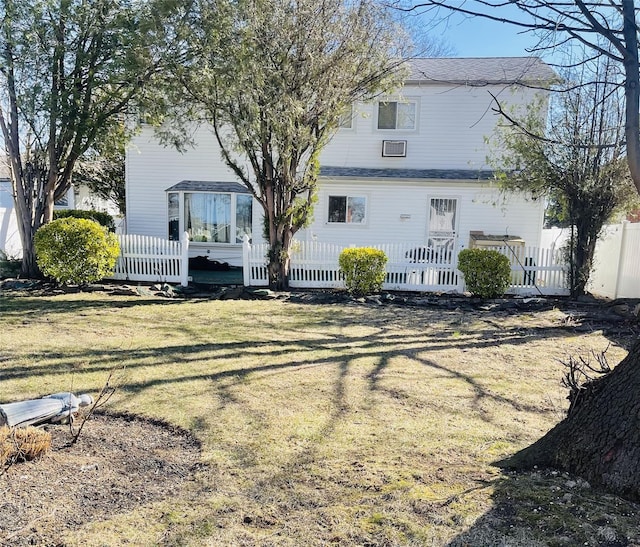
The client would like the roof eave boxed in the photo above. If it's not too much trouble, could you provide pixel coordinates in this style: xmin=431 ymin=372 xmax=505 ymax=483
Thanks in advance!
xmin=405 ymin=78 xmax=554 ymax=86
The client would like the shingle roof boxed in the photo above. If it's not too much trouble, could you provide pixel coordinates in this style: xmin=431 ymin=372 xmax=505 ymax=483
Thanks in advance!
xmin=407 ymin=57 xmax=557 ymax=86
xmin=165 ymin=180 xmax=250 ymax=193
xmin=320 ymin=166 xmax=495 ymax=181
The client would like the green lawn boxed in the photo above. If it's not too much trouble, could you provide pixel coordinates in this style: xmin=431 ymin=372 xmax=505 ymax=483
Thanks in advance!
xmin=1 ymin=290 xmax=638 ymax=546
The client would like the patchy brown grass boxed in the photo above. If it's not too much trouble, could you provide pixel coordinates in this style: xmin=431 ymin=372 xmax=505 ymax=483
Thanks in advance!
xmin=0 ymin=289 xmax=639 ymax=546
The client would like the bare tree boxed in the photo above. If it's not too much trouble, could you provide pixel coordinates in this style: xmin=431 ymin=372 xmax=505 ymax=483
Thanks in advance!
xmin=403 ymin=0 xmax=640 ymax=501
xmin=490 ymin=58 xmax=638 ymax=296
xmin=406 ymin=0 xmax=640 ymax=191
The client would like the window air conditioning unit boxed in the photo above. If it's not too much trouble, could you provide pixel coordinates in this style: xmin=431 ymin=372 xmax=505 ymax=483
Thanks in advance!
xmin=382 ymin=140 xmax=407 ymax=157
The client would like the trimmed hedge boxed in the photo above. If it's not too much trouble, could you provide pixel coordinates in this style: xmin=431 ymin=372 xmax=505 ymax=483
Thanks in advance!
xmin=34 ymin=218 xmax=120 ymax=285
xmin=457 ymin=248 xmax=511 ymax=299
xmin=339 ymin=247 xmax=387 ymax=297
xmin=54 ymin=209 xmax=116 ymax=232
xmin=0 ymin=249 xmax=21 ymax=278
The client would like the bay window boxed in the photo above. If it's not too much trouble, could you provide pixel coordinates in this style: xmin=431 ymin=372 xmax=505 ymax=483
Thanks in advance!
xmin=166 ymin=181 xmax=253 ymax=244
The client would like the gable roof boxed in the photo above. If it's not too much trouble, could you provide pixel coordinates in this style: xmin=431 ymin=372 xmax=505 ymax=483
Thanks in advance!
xmin=407 ymin=57 xmax=557 ymax=86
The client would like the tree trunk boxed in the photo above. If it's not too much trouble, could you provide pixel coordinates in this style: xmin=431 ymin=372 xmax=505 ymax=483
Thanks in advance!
xmin=20 ymin=239 xmax=40 ymax=279
xmin=570 ymin=223 xmax=598 ymax=297
xmin=499 ymin=340 xmax=640 ymax=501
xmin=266 ymin=233 xmax=292 ymax=291
xmin=267 ymin=254 xmax=290 ymax=291
xmin=621 ymin=0 xmax=640 ymax=194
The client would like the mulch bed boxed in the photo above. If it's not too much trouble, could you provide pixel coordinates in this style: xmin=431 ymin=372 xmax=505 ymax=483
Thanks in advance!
xmin=0 ymin=412 xmax=202 ymax=546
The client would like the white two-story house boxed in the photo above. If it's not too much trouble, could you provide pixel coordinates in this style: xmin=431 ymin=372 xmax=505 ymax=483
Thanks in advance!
xmin=125 ymin=57 xmax=556 ymax=268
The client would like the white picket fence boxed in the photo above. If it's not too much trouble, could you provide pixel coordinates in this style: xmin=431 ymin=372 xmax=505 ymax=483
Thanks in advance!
xmin=110 ymin=232 xmax=189 ymax=286
xmin=243 ymin=238 xmax=569 ymax=296
xmin=106 ymin=232 xmax=569 ymax=295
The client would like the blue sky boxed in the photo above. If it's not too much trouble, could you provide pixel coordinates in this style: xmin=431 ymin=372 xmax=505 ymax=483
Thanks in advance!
xmin=410 ymin=5 xmax=545 ymax=59
xmin=442 ymin=13 xmax=540 ymax=57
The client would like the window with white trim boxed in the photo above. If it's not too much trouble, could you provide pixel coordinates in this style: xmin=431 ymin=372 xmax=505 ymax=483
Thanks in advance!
xmin=328 ymin=195 xmax=366 ymax=224
xmin=377 ymin=100 xmax=417 ymax=130
xmin=168 ymin=191 xmax=252 ymax=243
xmin=54 ymin=187 xmax=74 ymax=209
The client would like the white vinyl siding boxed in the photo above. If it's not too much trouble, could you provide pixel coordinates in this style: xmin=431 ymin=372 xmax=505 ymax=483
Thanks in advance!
xmin=303 ymin=181 xmax=544 ymax=250
xmin=126 ymin=78 xmax=548 ymax=267
xmin=321 ymin=84 xmax=541 ymax=170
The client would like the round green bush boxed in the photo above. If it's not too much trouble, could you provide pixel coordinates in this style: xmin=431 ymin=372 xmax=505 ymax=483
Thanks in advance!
xmin=34 ymin=218 xmax=120 ymax=285
xmin=339 ymin=247 xmax=388 ymax=297
xmin=457 ymin=248 xmax=511 ymax=298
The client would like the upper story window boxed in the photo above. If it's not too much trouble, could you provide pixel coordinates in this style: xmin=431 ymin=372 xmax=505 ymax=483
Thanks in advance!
xmin=377 ymin=100 xmax=417 ymax=130
xmin=54 ymin=187 xmax=74 ymax=209
xmin=328 ymin=195 xmax=366 ymax=224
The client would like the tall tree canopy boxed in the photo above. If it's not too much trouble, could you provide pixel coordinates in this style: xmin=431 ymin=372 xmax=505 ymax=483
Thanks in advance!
xmin=159 ymin=0 xmax=409 ymax=290
xmin=0 ymin=0 xmax=175 ymax=276
xmin=490 ymin=58 xmax=638 ymax=296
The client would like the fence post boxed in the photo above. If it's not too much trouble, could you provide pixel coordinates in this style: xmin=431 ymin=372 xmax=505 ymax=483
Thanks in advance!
xmin=242 ymin=234 xmax=251 ymax=286
xmin=180 ymin=231 xmax=189 ymax=287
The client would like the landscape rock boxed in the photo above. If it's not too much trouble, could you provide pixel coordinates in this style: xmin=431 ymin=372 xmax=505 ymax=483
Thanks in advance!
xmin=110 ymin=285 xmax=139 ymax=296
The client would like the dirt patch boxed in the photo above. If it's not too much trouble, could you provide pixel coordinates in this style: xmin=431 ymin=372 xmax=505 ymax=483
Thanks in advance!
xmin=0 ymin=412 xmax=201 ymax=545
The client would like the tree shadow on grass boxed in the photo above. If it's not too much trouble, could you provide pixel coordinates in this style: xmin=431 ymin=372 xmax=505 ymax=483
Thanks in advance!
xmin=0 ymin=320 xmax=577 ymax=395
xmin=3 ymin=291 xmax=638 ymax=545
xmin=0 ymin=293 xmax=184 ymax=321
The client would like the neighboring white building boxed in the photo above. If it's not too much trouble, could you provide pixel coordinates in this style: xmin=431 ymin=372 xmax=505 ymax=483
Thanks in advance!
xmin=126 ymin=57 xmax=557 ymax=267
xmin=0 ymin=168 xmax=22 ymax=259
xmin=0 ymin=160 xmax=81 ymax=259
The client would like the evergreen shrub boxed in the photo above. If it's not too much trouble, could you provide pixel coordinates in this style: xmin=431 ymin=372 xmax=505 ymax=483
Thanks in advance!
xmin=0 ymin=249 xmax=21 ymax=278
xmin=457 ymin=248 xmax=511 ymax=298
xmin=339 ymin=247 xmax=387 ymax=297
xmin=54 ymin=209 xmax=116 ymax=232
xmin=34 ymin=218 xmax=120 ymax=285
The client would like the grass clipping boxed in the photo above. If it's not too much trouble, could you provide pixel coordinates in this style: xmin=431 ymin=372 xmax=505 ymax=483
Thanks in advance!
xmin=0 ymin=426 xmax=52 ymax=466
